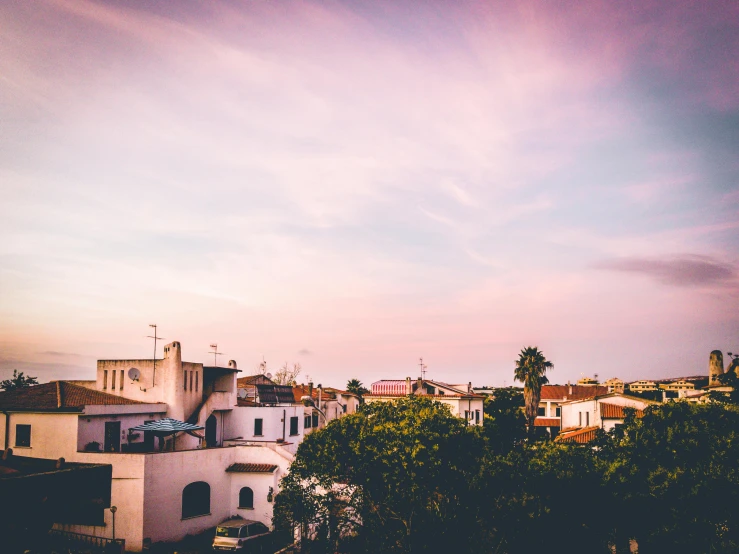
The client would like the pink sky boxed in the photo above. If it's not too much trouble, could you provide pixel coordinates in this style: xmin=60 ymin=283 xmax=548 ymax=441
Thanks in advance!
xmin=1 ymin=0 xmax=738 ymax=387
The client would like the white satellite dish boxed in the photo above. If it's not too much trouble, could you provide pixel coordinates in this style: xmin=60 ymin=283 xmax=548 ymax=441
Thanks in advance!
xmin=128 ymin=367 xmax=141 ymax=381
xmin=266 ymin=372 xmax=272 ymax=379
xmin=238 ymin=389 xmax=247 ymax=399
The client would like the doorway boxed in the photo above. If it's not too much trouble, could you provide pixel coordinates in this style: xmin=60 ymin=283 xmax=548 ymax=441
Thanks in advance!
xmin=205 ymin=414 xmax=217 ymax=447
xmin=104 ymin=421 xmax=121 ymax=452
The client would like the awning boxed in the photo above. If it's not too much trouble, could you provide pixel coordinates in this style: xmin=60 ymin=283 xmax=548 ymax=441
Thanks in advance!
xmin=131 ymin=418 xmax=204 ymax=433
xmin=130 ymin=418 xmax=204 ymax=451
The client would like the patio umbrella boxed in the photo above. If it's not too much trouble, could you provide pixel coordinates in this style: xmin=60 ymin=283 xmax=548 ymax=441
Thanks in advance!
xmin=131 ymin=418 xmax=204 ymax=451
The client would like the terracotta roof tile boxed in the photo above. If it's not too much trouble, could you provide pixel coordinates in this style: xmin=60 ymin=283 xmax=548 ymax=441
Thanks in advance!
xmin=540 ymin=385 xmax=609 ymax=400
xmin=226 ymin=463 xmax=278 ymax=473
xmin=599 ymin=402 xmax=644 ymax=419
xmin=556 ymin=426 xmax=600 ymax=444
xmin=292 ymin=385 xmax=336 ymax=402
xmin=534 ymin=417 xmax=561 ymax=427
xmin=0 ymin=381 xmax=149 ymax=412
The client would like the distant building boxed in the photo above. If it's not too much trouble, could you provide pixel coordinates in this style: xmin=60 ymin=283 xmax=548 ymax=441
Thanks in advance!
xmin=576 ymin=377 xmax=599 ymax=386
xmin=604 ymin=378 xmax=624 ymax=394
xmin=659 ymin=380 xmax=696 ymax=392
xmin=366 ymin=378 xmax=484 ymax=426
xmin=557 ymin=393 xmax=659 ymax=443
xmin=628 ymin=380 xmax=658 ymax=393
xmin=535 ymin=385 xmax=608 ymax=437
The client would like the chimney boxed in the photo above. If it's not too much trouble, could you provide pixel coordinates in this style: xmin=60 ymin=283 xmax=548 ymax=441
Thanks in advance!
xmin=228 ymin=360 xmax=237 ymax=370
xmin=417 ymin=377 xmax=423 ymax=393
xmin=568 ymin=385 xmax=572 ymax=395
xmin=468 ymin=381 xmax=472 ymax=394
xmin=406 ymin=377 xmax=412 ymax=395
xmin=308 ymin=382 xmax=313 ymax=396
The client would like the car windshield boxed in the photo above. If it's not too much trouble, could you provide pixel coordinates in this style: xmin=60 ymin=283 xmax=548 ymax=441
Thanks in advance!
xmin=216 ymin=526 xmax=241 ymax=538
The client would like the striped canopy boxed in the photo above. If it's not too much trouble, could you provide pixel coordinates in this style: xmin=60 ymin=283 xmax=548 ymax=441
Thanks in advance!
xmin=131 ymin=418 xmax=204 ymax=433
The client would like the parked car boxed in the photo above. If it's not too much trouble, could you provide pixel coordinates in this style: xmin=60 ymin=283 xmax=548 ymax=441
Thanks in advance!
xmin=213 ymin=518 xmax=272 ymax=552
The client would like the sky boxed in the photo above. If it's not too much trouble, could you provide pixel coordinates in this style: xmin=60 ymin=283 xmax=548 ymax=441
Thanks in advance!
xmin=1 ymin=0 xmax=738 ymax=388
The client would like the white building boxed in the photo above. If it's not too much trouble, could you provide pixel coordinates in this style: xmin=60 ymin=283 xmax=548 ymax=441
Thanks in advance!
xmin=534 ymin=385 xmax=609 ymax=436
xmin=365 ymin=378 xmax=484 ymax=425
xmin=0 ymin=342 xmax=302 ymax=551
xmin=557 ymin=393 xmax=658 ymax=443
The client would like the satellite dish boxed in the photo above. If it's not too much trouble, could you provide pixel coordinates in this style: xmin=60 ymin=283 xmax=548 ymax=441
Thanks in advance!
xmin=128 ymin=368 xmax=141 ymax=382
xmin=266 ymin=373 xmax=272 ymax=379
xmin=238 ymin=389 xmax=247 ymax=399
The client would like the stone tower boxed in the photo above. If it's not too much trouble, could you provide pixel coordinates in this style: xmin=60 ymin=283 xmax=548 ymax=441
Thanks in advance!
xmin=709 ymin=350 xmax=724 ymax=386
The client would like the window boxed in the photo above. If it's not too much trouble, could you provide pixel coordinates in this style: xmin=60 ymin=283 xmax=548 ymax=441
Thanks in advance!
xmin=579 ymin=412 xmax=582 ymax=426
xmin=190 ymin=371 xmax=193 ymax=392
xmin=304 ymin=416 xmax=311 ymax=429
xmin=537 ymin=407 xmax=546 ymax=416
xmin=182 ymin=482 xmax=210 ymax=519
xmin=475 ymin=410 xmax=480 ymax=424
xmin=555 ymin=407 xmax=561 ymax=417
xmin=184 ymin=370 xmax=188 ymax=390
xmin=586 ymin=412 xmax=590 ymax=426
xmin=312 ymin=413 xmax=319 ymax=428
xmin=254 ymin=418 xmax=263 ymax=436
xmin=195 ymin=372 xmax=199 ymax=392
xmin=15 ymin=424 xmax=31 ymax=447
xmin=103 ymin=370 xmax=108 ymax=390
xmin=239 ymin=487 xmax=254 ymax=509
xmin=119 ymin=370 xmax=124 ymax=391
xmin=290 ymin=416 xmax=299 ymax=436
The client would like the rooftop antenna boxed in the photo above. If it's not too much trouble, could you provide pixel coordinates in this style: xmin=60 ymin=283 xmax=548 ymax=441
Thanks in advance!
xmin=209 ymin=343 xmax=223 ymax=366
xmin=259 ymin=355 xmax=267 ymax=374
xmin=419 ymin=357 xmax=427 ymax=380
xmin=147 ymin=324 xmax=164 ymax=387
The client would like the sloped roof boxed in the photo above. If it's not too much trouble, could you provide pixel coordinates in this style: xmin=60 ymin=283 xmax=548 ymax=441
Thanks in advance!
xmin=226 ymin=463 xmax=278 ymax=473
xmin=556 ymin=426 xmax=600 ymax=444
xmin=533 ymin=417 xmax=561 ymax=427
xmin=237 ymin=374 xmax=275 ymax=387
xmin=540 ymin=385 xmax=609 ymax=400
xmin=0 ymin=382 xmax=149 ymax=412
xmin=599 ymin=402 xmax=645 ymax=419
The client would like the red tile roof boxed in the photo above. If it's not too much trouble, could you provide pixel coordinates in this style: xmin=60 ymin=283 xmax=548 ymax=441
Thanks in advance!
xmin=540 ymin=385 xmax=609 ymax=400
xmin=292 ymin=385 xmax=336 ymax=402
xmin=556 ymin=426 xmax=600 ymax=444
xmin=0 ymin=382 xmax=150 ymax=412
xmin=226 ymin=463 xmax=278 ymax=473
xmin=599 ymin=402 xmax=644 ymax=419
xmin=534 ymin=417 xmax=561 ymax=427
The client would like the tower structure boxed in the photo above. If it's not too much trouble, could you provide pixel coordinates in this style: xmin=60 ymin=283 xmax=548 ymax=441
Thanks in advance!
xmin=709 ymin=350 xmax=724 ymax=386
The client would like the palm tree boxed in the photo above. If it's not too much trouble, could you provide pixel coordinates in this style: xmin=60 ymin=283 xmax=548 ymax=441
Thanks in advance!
xmin=514 ymin=346 xmax=553 ymax=438
xmin=346 ymin=378 xmax=369 ymax=402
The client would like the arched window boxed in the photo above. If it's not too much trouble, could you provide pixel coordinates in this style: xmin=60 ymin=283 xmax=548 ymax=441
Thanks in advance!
xmin=182 ymin=481 xmax=210 ymax=518
xmin=239 ymin=487 xmax=254 ymax=509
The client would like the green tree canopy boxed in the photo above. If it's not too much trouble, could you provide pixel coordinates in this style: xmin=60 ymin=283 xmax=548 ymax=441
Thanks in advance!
xmin=345 ymin=378 xmax=369 ymax=399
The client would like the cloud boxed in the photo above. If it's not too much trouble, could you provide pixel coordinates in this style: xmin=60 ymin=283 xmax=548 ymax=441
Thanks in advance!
xmin=298 ymin=348 xmax=313 ymax=356
xmin=593 ymin=255 xmax=737 ymax=287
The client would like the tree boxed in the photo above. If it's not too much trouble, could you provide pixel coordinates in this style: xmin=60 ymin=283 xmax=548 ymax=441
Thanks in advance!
xmin=345 ymin=378 xmax=369 ymax=401
xmin=276 ymin=396 xmax=486 ymax=553
xmin=0 ymin=370 xmax=38 ymax=391
xmin=513 ymin=347 xmax=553 ymax=439
xmin=273 ymin=362 xmax=301 ymax=385
xmin=482 ymin=387 xmax=527 ymax=452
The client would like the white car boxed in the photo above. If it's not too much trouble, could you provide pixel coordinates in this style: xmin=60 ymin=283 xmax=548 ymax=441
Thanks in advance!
xmin=212 ymin=518 xmax=272 ymax=552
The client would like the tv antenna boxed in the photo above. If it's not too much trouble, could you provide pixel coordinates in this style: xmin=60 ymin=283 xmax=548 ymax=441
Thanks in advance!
xmin=209 ymin=343 xmax=223 ymax=366
xmin=147 ymin=324 xmax=164 ymax=387
xmin=418 ymin=357 xmax=427 ymax=380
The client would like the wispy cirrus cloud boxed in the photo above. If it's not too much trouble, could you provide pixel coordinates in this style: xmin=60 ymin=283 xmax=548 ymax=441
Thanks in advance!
xmin=594 ymin=255 xmax=737 ymax=287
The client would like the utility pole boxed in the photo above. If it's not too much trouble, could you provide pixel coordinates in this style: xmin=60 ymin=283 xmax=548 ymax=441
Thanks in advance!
xmin=147 ymin=325 xmax=164 ymax=387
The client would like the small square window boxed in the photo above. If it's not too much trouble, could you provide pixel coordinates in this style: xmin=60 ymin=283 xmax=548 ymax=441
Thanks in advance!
xmin=254 ymin=419 xmax=263 ymax=436
xmin=289 ymin=417 xmax=299 ymax=436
